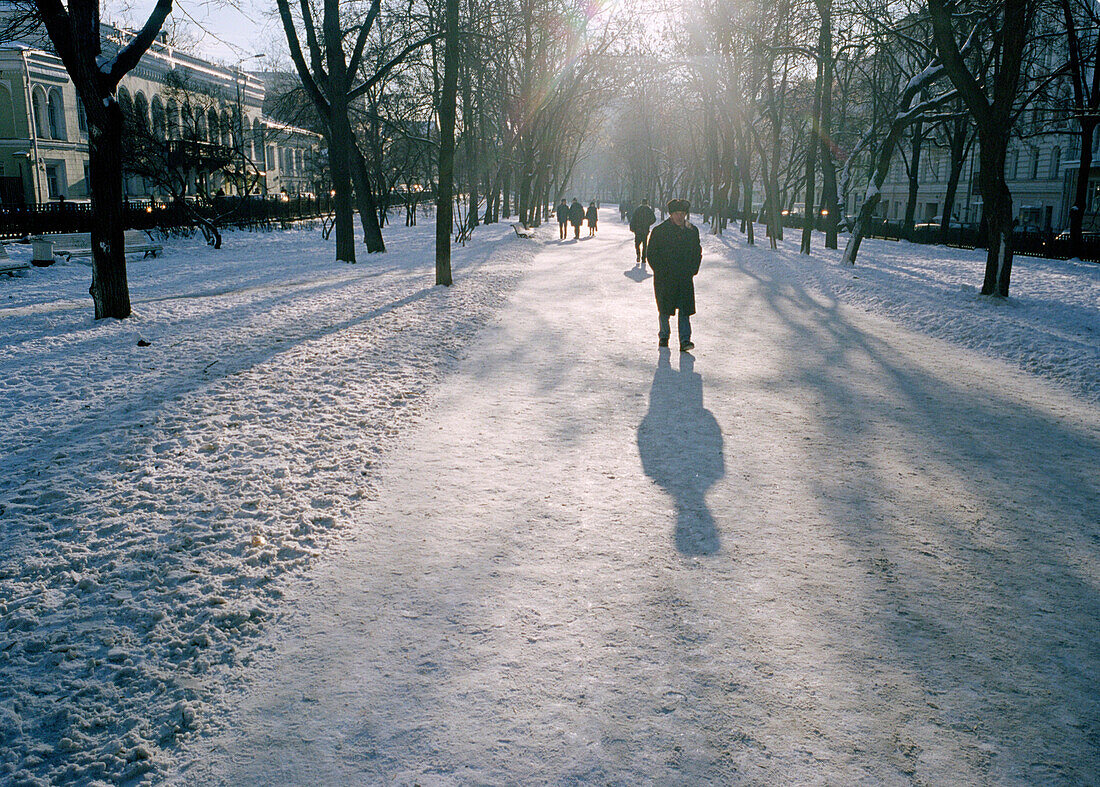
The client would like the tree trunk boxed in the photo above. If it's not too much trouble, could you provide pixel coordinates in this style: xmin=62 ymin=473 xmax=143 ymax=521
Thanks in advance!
xmin=976 ymin=132 xmax=1013 ymax=296
xmin=435 ymin=0 xmax=459 ymax=286
xmin=351 ymin=144 xmax=386 ymax=252
xmin=939 ymin=113 xmax=970 ymax=244
xmin=88 ymin=107 xmax=132 ymax=319
xmin=801 ymin=41 xmax=823 ymax=253
xmin=903 ymin=121 xmax=923 ymax=235
xmin=1069 ymin=121 xmax=1096 ymax=256
xmin=324 ymin=0 xmax=356 ymax=264
xmin=816 ymin=0 xmax=839 ymax=249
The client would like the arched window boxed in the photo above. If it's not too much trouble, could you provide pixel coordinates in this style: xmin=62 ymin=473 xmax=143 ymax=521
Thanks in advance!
xmin=207 ymin=107 xmax=219 ymax=145
xmin=47 ymin=88 xmax=66 ymax=139
xmin=151 ymin=95 xmax=166 ymax=139
xmin=195 ymin=107 xmax=207 ymax=141
xmin=0 ymin=85 xmax=16 ymax=138
xmin=252 ymin=118 xmax=263 ymax=163
xmin=76 ymin=95 xmax=88 ymax=136
xmin=221 ymin=109 xmax=232 ymax=147
xmin=31 ymin=86 xmax=49 ymax=138
xmin=166 ymin=98 xmax=180 ymax=139
xmin=181 ymin=102 xmax=196 ymax=139
xmin=133 ymin=92 xmax=150 ymax=130
xmin=1050 ymin=147 xmax=1061 ymax=180
xmin=117 ymin=87 xmax=133 ymax=130
xmin=1030 ymin=147 xmax=1040 ymax=180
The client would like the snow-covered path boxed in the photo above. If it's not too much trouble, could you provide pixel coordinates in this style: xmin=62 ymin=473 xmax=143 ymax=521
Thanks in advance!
xmin=171 ymin=216 xmax=1100 ymax=785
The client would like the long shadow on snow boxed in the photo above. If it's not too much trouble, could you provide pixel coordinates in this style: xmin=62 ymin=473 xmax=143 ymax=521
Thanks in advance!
xmin=0 ymin=282 xmax=439 ymax=482
xmin=637 ymin=349 xmax=724 ymax=555
xmin=712 ymin=232 xmax=1100 ymax=782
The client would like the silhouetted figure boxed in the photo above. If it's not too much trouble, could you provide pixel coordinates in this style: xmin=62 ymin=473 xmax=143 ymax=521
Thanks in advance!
xmin=637 ymin=351 xmax=723 ymax=555
xmin=586 ymin=201 xmax=598 ymax=236
xmin=556 ymin=198 xmax=569 ymax=240
xmin=630 ymin=199 xmax=656 ymax=266
xmin=647 ymin=198 xmax=702 ymax=352
xmin=620 ymin=200 xmax=633 ymax=222
xmin=569 ymin=198 xmax=585 ymax=239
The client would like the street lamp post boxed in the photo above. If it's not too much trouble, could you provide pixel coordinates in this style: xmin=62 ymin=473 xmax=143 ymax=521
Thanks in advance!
xmin=234 ymin=53 xmax=265 ymax=195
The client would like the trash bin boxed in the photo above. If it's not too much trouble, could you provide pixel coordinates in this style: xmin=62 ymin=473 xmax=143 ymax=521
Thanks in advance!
xmin=31 ymin=238 xmax=54 ymax=267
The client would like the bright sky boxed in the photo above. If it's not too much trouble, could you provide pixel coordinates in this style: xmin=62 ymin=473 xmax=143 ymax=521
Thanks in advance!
xmin=104 ymin=0 xmax=278 ymax=64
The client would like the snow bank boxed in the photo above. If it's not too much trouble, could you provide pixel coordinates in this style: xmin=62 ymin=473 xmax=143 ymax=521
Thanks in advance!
xmin=0 ymin=220 xmax=535 ymax=785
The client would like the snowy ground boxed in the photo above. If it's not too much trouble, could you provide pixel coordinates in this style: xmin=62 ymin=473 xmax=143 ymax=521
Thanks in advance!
xmin=2 ymin=212 xmax=1098 ymax=785
xmin=0 ymin=220 xmax=536 ymax=785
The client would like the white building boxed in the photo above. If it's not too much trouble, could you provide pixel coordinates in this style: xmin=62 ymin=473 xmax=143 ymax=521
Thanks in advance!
xmin=0 ymin=24 xmax=321 ymax=205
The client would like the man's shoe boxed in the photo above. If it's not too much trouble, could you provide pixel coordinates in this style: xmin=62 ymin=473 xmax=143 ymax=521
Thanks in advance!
xmin=680 ymin=341 xmax=694 ymax=352
xmin=658 ymin=337 xmax=669 ymax=348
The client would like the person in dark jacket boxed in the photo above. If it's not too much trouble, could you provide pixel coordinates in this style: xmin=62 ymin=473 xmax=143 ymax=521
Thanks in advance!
xmin=556 ymin=198 xmax=569 ymax=240
xmin=585 ymin=201 xmax=598 ymax=236
xmin=620 ymin=200 xmax=633 ymax=222
xmin=568 ymin=198 xmax=585 ymax=239
xmin=646 ymin=198 xmax=702 ymax=352
xmin=630 ymin=199 xmax=657 ymax=266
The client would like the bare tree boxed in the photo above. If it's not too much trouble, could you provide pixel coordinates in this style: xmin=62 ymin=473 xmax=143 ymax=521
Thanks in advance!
xmin=33 ymin=0 xmax=173 ymax=319
xmin=928 ymin=0 xmax=1039 ymax=297
xmin=435 ymin=0 xmax=458 ymax=285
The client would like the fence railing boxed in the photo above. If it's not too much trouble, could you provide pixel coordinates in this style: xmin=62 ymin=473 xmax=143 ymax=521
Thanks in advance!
xmin=862 ymin=220 xmax=1100 ymax=263
xmin=772 ymin=214 xmax=1100 ymax=264
xmin=0 ymin=194 xmax=336 ymax=240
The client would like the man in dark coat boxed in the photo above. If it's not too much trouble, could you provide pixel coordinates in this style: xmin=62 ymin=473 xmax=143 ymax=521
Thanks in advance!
xmin=585 ymin=201 xmax=599 ymax=236
xmin=568 ymin=198 xmax=585 ymax=239
xmin=646 ymin=198 xmax=702 ymax=352
xmin=556 ymin=198 xmax=569 ymax=240
xmin=629 ymin=199 xmax=657 ymax=266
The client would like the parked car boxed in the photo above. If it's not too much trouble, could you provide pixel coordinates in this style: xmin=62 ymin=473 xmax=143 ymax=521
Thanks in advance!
xmin=1053 ymin=228 xmax=1100 ymax=242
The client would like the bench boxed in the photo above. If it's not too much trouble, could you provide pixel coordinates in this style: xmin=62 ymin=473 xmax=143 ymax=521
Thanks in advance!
xmin=0 ymin=262 xmax=30 ymax=276
xmin=0 ymin=242 xmax=29 ymax=275
xmin=512 ymin=222 xmax=534 ymax=238
xmin=30 ymin=230 xmax=163 ymax=264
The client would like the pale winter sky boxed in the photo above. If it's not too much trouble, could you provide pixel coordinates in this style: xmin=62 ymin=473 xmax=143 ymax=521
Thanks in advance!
xmin=104 ymin=0 xmax=276 ymax=64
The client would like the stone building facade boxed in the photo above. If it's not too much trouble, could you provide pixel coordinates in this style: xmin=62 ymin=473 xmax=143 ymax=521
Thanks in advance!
xmin=0 ymin=26 xmax=322 ymax=206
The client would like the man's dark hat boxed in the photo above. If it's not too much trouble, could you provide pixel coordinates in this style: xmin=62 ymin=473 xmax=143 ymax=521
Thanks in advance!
xmin=667 ymin=198 xmax=690 ymax=214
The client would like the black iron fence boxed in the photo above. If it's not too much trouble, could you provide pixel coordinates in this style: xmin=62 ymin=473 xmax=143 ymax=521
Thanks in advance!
xmin=0 ymin=194 xmax=336 ymax=240
xmin=774 ymin=213 xmax=1100 ymax=263
xmin=863 ymin=220 xmax=1100 ymax=263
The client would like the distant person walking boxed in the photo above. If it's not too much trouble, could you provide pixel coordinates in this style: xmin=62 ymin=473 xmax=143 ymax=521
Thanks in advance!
xmin=556 ymin=198 xmax=569 ymax=240
xmin=568 ymin=198 xmax=585 ymax=240
xmin=646 ymin=199 xmax=701 ymax=352
xmin=630 ymin=199 xmax=657 ymax=267
xmin=586 ymin=202 xmax=598 ymax=236
xmin=620 ymin=200 xmax=633 ymax=223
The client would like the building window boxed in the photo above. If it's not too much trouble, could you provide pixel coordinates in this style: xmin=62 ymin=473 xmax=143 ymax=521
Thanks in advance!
xmin=82 ymin=162 xmax=90 ymax=196
xmin=1030 ymin=148 xmax=1039 ymax=180
xmin=45 ymin=161 xmax=65 ymax=199
xmin=47 ymin=89 xmax=66 ymax=140
xmin=76 ymin=95 xmax=88 ymax=136
xmin=32 ymin=87 xmax=49 ymax=138
xmin=1050 ymin=147 xmax=1061 ymax=179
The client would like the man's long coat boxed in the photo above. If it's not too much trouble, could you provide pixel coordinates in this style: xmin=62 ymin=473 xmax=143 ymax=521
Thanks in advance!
xmin=646 ymin=218 xmax=702 ymax=315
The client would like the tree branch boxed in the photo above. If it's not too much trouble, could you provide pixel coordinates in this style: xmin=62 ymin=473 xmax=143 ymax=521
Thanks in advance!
xmin=348 ymin=32 xmax=444 ymax=100
xmin=106 ymin=0 xmax=173 ymax=88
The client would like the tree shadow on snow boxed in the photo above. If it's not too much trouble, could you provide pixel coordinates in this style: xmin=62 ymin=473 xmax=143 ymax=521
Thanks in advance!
xmin=709 ymin=232 xmax=1100 ymax=780
xmin=637 ymin=349 xmax=724 ymax=555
